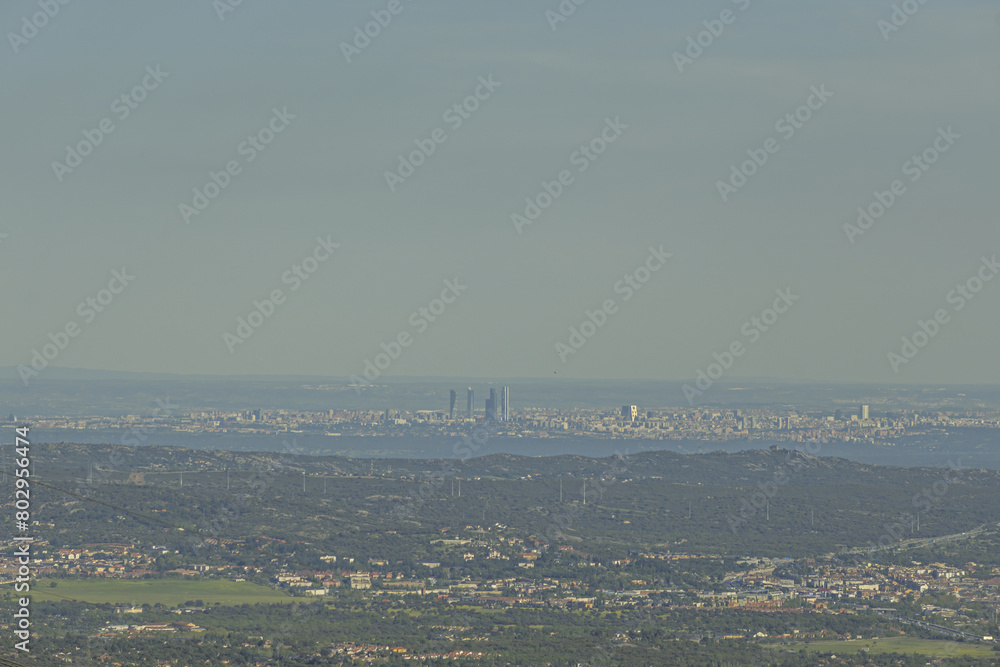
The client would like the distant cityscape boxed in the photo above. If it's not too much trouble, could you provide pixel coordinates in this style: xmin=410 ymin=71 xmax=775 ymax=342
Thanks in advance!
xmin=16 ymin=388 xmax=1000 ymax=447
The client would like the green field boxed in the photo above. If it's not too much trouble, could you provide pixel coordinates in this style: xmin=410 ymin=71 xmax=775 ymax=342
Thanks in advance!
xmin=771 ymin=636 xmax=997 ymax=658
xmin=25 ymin=578 xmax=291 ymax=607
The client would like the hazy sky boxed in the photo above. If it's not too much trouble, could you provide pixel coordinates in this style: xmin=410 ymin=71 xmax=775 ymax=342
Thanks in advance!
xmin=3 ymin=0 xmax=999 ymax=385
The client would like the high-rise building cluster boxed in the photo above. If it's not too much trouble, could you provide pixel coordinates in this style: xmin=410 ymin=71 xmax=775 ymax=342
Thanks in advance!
xmin=455 ymin=385 xmax=510 ymax=421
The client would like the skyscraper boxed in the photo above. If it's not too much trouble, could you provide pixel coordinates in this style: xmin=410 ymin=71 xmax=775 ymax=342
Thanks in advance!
xmin=467 ymin=388 xmax=474 ymax=418
xmin=487 ymin=388 xmax=497 ymax=420
xmin=501 ymin=386 xmax=509 ymax=422
xmin=449 ymin=390 xmax=457 ymax=419
xmin=621 ymin=405 xmax=637 ymax=422
xmin=860 ymin=404 xmax=869 ymax=421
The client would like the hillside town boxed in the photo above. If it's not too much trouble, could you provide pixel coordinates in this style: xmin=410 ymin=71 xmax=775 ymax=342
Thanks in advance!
xmin=4 ymin=522 xmax=999 ymax=648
